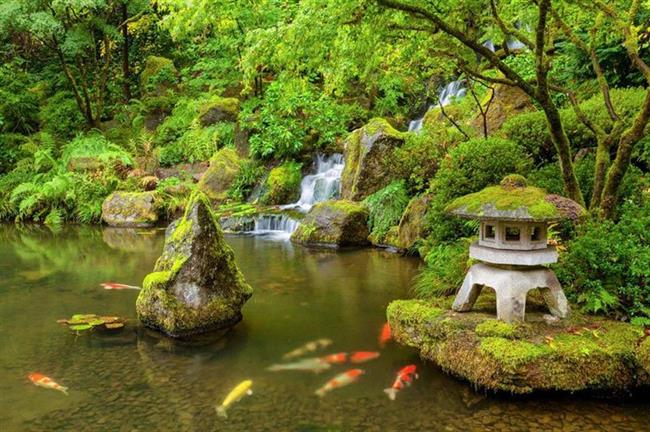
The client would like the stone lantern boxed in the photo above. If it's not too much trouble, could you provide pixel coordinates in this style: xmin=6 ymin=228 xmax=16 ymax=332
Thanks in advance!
xmin=445 ymin=175 xmax=585 ymax=323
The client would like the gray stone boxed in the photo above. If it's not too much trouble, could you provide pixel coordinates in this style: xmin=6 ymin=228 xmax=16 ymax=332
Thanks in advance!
xmin=101 ymin=192 xmax=159 ymax=228
xmin=452 ymin=263 xmax=569 ymax=323
xmin=469 ymin=242 xmax=558 ymax=266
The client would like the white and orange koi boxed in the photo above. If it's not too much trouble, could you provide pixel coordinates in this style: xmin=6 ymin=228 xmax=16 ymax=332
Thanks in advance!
xmin=101 ymin=282 xmax=140 ymax=290
xmin=384 ymin=365 xmax=418 ymax=401
xmin=320 ymin=352 xmax=348 ymax=364
xmin=267 ymin=357 xmax=331 ymax=373
xmin=315 ymin=368 xmax=365 ymax=397
xmin=283 ymin=338 xmax=332 ymax=359
xmin=350 ymin=351 xmax=380 ymax=363
xmin=28 ymin=373 xmax=68 ymax=395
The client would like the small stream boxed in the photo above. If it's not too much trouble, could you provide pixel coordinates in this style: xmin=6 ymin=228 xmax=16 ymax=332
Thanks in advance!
xmin=0 ymin=225 xmax=648 ymax=431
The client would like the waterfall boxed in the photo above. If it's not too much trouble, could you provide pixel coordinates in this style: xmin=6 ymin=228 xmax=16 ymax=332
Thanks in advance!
xmin=282 ymin=153 xmax=344 ymax=212
xmin=408 ymin=79 xmax=467 ymax=133
xmin=506 ymin=38 xmax=526 ymax=51
xmin=247 ymin=214 xmax=299 ymax=241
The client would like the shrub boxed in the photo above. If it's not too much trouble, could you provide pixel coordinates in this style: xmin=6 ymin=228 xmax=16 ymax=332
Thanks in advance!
xmin=39 ymin=91 xmax=85 ymax=140
xmin=556 ymin=200 xmax=650 ymax=320
xmin=228 ymin=160 xmax=264 ymax=202
xmin=364 ymin=180 xmax=410 ymax=244
xmin=62 ymin=133 xmax=132 ymax=169
xmin=412 ymin=237 xmax=473 ymax=298
xmin=426 ymin=137 xmax=531 ymax=244
xmin=0 ymin=133 xmax=28 ymax=174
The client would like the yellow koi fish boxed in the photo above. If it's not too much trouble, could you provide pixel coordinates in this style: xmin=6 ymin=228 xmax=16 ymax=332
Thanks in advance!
xmin=283 ymin=338 xmax=332 ymax=359
xmin=216 ymin=380 xmax=253 ymax=418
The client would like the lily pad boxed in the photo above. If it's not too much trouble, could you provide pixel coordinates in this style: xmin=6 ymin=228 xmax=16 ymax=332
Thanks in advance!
xmin=70 ymin=324 xmax=93 ymax=331
xmin=88 ymin=319 xmax=106 ymax=326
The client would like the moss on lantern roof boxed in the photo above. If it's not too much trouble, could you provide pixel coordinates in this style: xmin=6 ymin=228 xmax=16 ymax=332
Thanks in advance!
xmin=445 ymin=175 xmax=586 ymax=222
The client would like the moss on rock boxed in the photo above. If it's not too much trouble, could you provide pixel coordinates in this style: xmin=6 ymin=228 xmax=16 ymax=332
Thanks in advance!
xmin=291 ymin=200 xmax=369 ymax=248
xmin=390 ymin=193 xmax=432 ymax=251
xmin=101 ymin=191 xmax=160 ymax=227
xmin=141 ymin=56 xmax=179 ymax=96
xmin=197 ymin=148 xmax=241 ymax=204
xmin=136 ymin=191 xmax=252 ymax=338
xmin=387 ymin=296 xmax=649 ymax=394
xmin=198 ymin=96 xmax=239 ymax=126
xmin=260 ymin=161 xmax=302 ymax=205
xmin=341 ymin=118 xmax=406 ymax=201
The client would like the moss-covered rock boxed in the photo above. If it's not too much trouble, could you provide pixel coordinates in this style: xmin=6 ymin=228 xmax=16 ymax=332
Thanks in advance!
xmin=197 ymin=148 xmax=241 ymax=204
xmin=341 ymin=118 xmax=406 ymax=201
xmin=638 ymin=337 xmax=650 ymax=376
xmin=387 ymin=296 xmax=649 ymax=394
xmin=390 ymin=193 xmax=432 ymax=251
xmin=291 ymin=200 xmax=370 ymax=248
xmin=136 ymin=192 xmax=252 ymax=338
xmin=471 ymin=84 xmax=534 ymax=134
xmin=198 ymin=97 xmax=239 ymax=126
xmin=260 ymin=161 xmax=302 ymax=205
xmin=101 ymin=192 xmax=160 ymax=228
xmin=141 ymin=56 xmax=179 ymax=96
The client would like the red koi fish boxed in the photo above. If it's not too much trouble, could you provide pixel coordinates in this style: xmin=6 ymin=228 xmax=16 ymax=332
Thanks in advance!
xmin=384 ymin=365 xmax=418 ymax=401
xmin=28 ymin=373 xmax=68 ymax=395
xmin=379 ymin=322 xmax=392 ymax=347
xmin=101 ymin=283 xmax=141 ymax=290
xmin=321 ymin=352 xmax=348 ymax=364
xmin=350 ymin=351 xmax=380 ymax=363
xmin=315 ymin=369 xmax=365 ymax=397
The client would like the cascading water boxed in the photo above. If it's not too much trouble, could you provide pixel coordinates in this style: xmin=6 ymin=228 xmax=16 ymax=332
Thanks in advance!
xmin=292 ymin=153 xmax=344 ymax=211
xmin=408 ymin=79 xmax=467 ymax=133
xmin=247 ymin=214 xmax=299 ymax=240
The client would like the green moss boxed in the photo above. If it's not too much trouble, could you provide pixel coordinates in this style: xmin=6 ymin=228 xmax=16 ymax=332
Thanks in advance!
xmin=290 ymin=200 xmax=369 ymax=246
xmin=638 ymin=338 xmax=650 ymax=374
xmin=480 ymin=337 xmax=550 ymax=371
xmin=446 ymin=184 xmax=558 ymax=218
xmin=364 ymin=117 xmax=406 ymax=138
xmin=387 ymin=300 xmax=443 ymax=325
xmin=198 ymin=96 xmax=239 ymax=125
xmin=260 ymin=161 xmax=302 ymax=205
xmin=141 ymin=56 xmax=178 ymax=93
xmin=475 ymin=319 xmax=518 ymax=338
xmin=197 ymin=148 xmax=241 ymax=203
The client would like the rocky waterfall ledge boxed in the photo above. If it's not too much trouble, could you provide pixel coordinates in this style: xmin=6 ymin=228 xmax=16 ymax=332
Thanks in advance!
xmin=136 ymin=192 xmax=252 ymax=338
xmin=387 ymin=296 xmax=650 ymax=395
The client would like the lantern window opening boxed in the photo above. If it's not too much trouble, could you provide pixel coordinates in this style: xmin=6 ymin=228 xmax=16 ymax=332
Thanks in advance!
xmin=504 ymin=226 xmax=521 ymax=242
xmin=483 ymin=224 xmax=496 ymax=241
xmin=531 ymin=225 xmax=543 ymax=242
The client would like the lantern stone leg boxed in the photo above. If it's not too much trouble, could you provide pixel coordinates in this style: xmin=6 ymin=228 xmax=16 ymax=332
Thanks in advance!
xmin=451 ymin=263 xmax=570 ymax=323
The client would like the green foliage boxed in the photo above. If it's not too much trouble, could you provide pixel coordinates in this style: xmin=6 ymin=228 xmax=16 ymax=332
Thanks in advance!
xmin=0 ymin=62 xmax=39 ymax=135
xmin=39 ymin=92 xmax=85 ymax=140
xmin=413 ymin=238 xmax=472 ymax=298
xmin=556 ymin=201 xmax=650 ymax=320
xmin=260 ymin=161 xmax=303 ymax=205
xmin=62 ymin=134 xmax=132 ymax=168
xmin=364 ymin=180 xmax=410 ymax=243
xmin=227 ymin=160 xmax=264 ymax=202
xmin=242 ymin=76 xmax=358 ymax=159
xmin=425 ymin=138 xmax=531 ymax=244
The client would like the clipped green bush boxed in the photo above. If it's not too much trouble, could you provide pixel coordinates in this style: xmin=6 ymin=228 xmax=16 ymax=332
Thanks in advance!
xmin=426 ymin=137 xmax=531 ymax=244
xmin=364 ymin=180 xmax=410 ymax=244
xmin=556 ymin=200 xmax=650 ymax=320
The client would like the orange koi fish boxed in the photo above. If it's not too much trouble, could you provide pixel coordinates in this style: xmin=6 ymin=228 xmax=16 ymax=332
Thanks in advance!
xmin=350 ymin=351 xmax=380 ymax=363
xmin=101 ymin=282 xmax=140 ymax=290
xmin=321 ymin=352 xmax=348 ymax=364
xmin=384 ymin=365 xmax=418 ymax=401
xmin=28 ymin=373 xmax=68 ymax=395
xmin=379 ymin=322 xmax=392 ymax=347
xmin=315 ymin=369 xmax=365 ymax=397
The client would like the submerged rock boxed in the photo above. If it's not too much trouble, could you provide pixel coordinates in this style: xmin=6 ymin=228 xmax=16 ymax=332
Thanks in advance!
xmin=101 ymin=192 xmax=160 ymax=228
xmin=341 ymin=118 xmax=406 ymax=201
xmin=197 ymin=148 xmax=241 ymax=203
xmin=291 ymin=200 xmax=369 ymax=248
xmin=136 ymin=192 xmax=252 ymax=338
xmin=387 ymin=297 xmax=650 ymax=394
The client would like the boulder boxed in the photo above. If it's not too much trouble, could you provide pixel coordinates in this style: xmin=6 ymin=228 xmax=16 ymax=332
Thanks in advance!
xmin=471 ymin=84 xmax=534 ymax=134
xmin=260 ymin=161 xmax=302 ymax=205
xmin=291 ymin=200 xmax=369 ymax=248
xmin=101 ymin=192 xmax=159 ymax=227
xmin=141 ymin=56 xmax=179 ymax=96
xmin=136 ymin=192 xmax=253 ymax=337
xmin=197 ymin=148 xmax=241 ymax=203
xmin=391 ymin=194 xmax=432 ymax=251
xmin=198 ymin=97 xmax=239 ymax=126
xmin=341 ymin=118 xmax=406 ymax=201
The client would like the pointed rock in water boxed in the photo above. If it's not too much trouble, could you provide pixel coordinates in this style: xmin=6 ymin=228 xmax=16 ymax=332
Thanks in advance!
xmin=136 ymin=192 xmax=252 ymax=337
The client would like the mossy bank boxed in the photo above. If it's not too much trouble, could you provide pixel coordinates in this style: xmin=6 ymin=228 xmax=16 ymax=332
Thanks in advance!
xmin=387 ymin=295 xmax=650 ymax=394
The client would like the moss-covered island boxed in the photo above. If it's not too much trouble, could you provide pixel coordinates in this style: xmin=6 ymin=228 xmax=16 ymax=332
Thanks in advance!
xmin=388 ymin=296 xmax=650 ymax=394
xmin=136 ymin=192 xmax=252 ymax=338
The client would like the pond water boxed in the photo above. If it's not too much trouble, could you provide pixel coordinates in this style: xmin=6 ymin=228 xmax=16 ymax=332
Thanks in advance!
xmin=0 ymin=225 xmax=648 ymax=432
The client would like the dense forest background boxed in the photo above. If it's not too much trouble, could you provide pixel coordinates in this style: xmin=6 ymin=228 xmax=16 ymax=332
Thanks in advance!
xmin=0 ymin=0 xmax=648 ymax=321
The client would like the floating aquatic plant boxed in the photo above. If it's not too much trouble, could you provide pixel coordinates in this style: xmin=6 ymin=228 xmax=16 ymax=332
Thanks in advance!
xmin=57 ymin=314 xmax=125 ymax=333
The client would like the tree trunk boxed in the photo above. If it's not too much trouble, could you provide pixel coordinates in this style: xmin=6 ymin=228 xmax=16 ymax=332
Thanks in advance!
xmin=121 ymin=2 xmax=131 ymax=102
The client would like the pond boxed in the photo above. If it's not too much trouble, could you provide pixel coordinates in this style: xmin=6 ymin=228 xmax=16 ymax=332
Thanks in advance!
xmin=0 ymin=225 xmax=648 ymax=431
